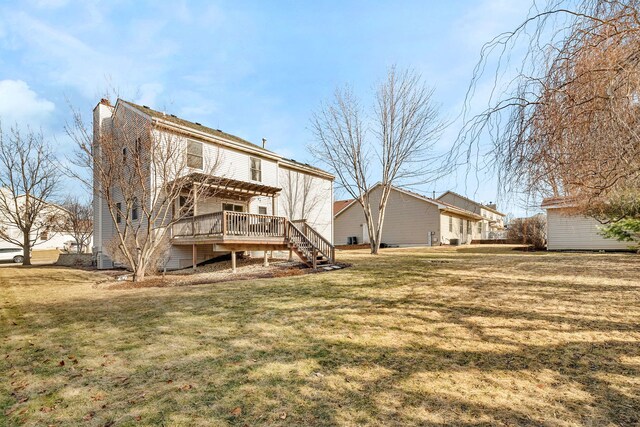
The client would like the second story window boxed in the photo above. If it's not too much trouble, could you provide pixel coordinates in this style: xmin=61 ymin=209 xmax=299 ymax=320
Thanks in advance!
xmin=250 ymin=157 xmax=262 ymax=182
xmin=449 ymin=216 xmax=453 ymax=232
xmin=187 ymin=140 xmax=203 ymax=170
xmin=131 ymin=198 xmax=139 ymax=221
xmin=116 ymin=202 xmax=122 ymax=223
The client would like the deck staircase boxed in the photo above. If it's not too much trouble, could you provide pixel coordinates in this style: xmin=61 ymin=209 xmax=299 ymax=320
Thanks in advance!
xmin=286 ymin=220 xmax=335 ymax=268
xmin=172 ymin=211 xmax=336 ymax=269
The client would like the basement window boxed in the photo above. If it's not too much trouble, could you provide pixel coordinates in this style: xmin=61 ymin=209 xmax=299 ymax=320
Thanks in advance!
xmin=187 ymin=140 xmax=203 ymax=169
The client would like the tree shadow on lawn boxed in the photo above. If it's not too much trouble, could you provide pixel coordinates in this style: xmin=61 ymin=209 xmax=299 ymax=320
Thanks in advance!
xmin=2 ymin=256 xmax=640 ymax=426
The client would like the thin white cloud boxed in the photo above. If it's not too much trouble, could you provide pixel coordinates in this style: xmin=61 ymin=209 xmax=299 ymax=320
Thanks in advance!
xmin=29 ymin=0 xmax=70 ymax=9
xmin=0 ymin=79 xmax=55 ymax=127
xmin=136 ymin=83 xmax=164 ymax=108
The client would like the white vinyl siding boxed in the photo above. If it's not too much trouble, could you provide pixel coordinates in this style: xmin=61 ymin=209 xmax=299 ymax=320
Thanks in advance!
xmin=546 ymin=208 xmax=630 ymax=250
xmin=278 ymin=166 xmax=333 ymax=243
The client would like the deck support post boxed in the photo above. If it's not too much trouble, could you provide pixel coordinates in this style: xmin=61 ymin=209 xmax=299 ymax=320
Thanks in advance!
xmin=263 ymin=251 xmax=269 ymax=267
xmin=288 ymin=249 xmax=293 ymax=262
xmin=192 ymin=244 xmax=197 ymax=271
xmin=231 ymin=251 xmax=237 ymax=273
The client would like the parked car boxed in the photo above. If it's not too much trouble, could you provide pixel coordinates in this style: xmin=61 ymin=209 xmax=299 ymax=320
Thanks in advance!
xmin=0 ymin=247 xmax=25 ymax=263
xmin=63 ymin=240 xmax=80 ymax=253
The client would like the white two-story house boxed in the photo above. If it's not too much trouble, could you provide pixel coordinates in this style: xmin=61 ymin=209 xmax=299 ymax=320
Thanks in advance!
xmin=93 ymin=99 xmax=334 ymax=270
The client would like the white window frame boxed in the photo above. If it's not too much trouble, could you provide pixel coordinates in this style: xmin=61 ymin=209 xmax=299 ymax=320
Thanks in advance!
xmin=250 ymin=157 xmax=262 ymax=182
xmin=187 ymin=140 xmax=204 ymax=170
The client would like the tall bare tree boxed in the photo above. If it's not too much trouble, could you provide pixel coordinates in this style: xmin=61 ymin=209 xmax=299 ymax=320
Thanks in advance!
xmin=311 ymin=66 xmax=445 ymax=254
xmin=61 ymin=196 xmax=93 ymax=254
xmin=66 ymin=99 xmax=221 ymax=281
xmin=0 ymin=125 xmax=59 ymax=265
xmin=455 ymin=0 xmax=640 ymax=212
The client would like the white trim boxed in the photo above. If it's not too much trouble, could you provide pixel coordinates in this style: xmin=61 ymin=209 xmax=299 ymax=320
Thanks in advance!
xmin=437 ymin=190 xmax=506 ymax=217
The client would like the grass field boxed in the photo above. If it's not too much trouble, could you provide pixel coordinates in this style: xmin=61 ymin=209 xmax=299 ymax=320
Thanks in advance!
xmin=1 ymin=246 xmax=639 ymax=426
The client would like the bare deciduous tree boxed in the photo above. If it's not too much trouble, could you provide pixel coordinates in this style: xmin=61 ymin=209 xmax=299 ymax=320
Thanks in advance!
xmin=455 ymin=0 xmax=640 ymax=213
xmin=65 ymin=99 xmax=221 ymax=281
xmin=311 ymin=66 xmax=445 ymax=254
xmin=0 ymin=125 xmax=59 ymax=265
xmin=61 ymin=196 xmax=93 ymax=254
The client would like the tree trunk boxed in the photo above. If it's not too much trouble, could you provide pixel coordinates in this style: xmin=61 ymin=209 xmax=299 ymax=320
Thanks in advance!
xmin=22 ymin=231 xmax=31 ymax=266
xmin=133 ymin=265 xmax=145 ymax=282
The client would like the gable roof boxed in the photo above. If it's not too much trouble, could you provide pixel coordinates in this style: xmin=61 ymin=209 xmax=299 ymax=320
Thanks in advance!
xmin=437 ymin=190 xmax=506 ymax=216
xmin=335 ymin=184 xmax=483 ymax=220
xmin=113 ymin=99 xmax=334 ymax=180
xmin=118 ymin=99 xmax=268 ymax=152
xmin=334 ymin=199 xmax=354 ymax=216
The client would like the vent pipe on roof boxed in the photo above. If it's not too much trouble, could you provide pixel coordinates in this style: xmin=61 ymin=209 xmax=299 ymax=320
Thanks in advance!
xmin=262 ymin=138 xmax=267 ymax=149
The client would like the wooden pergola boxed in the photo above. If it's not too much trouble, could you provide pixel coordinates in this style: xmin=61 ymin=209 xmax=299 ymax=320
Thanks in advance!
xmin=183 ymin=172 xmax=281 ymax=201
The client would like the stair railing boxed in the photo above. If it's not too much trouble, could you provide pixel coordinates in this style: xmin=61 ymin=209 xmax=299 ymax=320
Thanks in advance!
xmin=287 ymin=219 xmax=335 ymax=264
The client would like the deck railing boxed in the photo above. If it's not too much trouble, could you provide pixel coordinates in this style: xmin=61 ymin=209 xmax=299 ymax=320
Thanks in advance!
xmin=172 ymin=211 xmax=286 ymax=239
xmin=172 ymin=212 xmax=335 ymax=266
xmin=289 ymin=219 xmax=335 ymax=264
xmin=224 ymin=211 xmax=287 ymax=237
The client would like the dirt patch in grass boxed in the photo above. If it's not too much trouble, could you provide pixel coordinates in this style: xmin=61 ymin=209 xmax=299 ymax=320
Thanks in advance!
xmin=99 ymin=258 xmax=305 ymax=290
xmin=98 ymin=258 xmax=350 ymax=290
xmin=1 ymin=246 xmax=639 ymax=426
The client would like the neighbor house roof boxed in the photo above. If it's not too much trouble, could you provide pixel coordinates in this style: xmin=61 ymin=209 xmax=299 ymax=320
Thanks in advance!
xmin=335 ymin=184 xmax=483 ymax=220
xmin=541 ymin=196 xmax=578 ymax=209
xmin=437 ymin=190 xmax=506 ymax=216
xmin=334 ymin=199 xmax=354 ymax=216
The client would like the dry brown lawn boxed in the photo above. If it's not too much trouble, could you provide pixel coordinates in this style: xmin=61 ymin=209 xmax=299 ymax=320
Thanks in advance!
xmin=1 ymin=245 xmax=639 ymax=426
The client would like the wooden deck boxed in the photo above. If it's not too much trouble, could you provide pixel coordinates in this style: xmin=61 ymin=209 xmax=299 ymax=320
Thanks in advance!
xmin=171 ymin=211 xmax=335 ymax=267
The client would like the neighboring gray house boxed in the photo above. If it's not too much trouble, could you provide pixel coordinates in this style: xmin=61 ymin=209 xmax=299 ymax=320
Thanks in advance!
xmin=437 ymin=191 xmax=506 ymax=239
xmin=334 ymin=185 xmax=483 ymax=246
xmin=93 ymin=99 xmax=335 ymax=270
xmin=541 ymin=197 xmax=629 ymax=251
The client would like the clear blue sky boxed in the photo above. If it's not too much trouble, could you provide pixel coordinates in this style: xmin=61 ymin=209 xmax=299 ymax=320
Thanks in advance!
xmin=0 ymin=0 xmax=537 ymax=216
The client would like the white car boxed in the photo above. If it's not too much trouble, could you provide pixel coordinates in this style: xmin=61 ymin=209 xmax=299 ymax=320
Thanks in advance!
xmin=0 ymin=247 xmax=24 ymax=263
